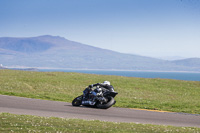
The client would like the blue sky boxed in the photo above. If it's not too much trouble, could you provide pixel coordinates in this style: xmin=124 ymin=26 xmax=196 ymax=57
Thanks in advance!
xmin=1 ymin=0 xmax=200 ymax=58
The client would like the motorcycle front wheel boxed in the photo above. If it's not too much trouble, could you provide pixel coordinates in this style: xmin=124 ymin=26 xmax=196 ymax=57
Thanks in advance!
xmin=72 ymin=96 xmax=82 ymax=106
xmin=96 ymin=96 xmax=115 ymax=109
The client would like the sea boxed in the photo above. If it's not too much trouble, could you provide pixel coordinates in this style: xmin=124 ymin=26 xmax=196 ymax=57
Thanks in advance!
xmin=40 ymin=69 xmax=200 ymax=81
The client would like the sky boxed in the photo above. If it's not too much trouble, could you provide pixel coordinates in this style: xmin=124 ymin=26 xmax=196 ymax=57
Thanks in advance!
xmin=1 ymin=0 xmax=200 ymax=58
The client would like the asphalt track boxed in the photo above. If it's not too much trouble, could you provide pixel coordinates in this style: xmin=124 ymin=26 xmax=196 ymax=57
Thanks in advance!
xmin=0 ymin=95 xmax=200 ymax=128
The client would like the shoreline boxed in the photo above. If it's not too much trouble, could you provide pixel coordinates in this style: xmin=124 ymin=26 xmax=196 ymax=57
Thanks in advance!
xmin=3 ymin=66 xmax=200 ymax=73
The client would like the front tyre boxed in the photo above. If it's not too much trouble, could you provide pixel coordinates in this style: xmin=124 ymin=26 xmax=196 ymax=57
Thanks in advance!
xmin=72 ymin=96 xmax=82 ymax=106
xmin=96 ymin=96 xmax=115 ymax=109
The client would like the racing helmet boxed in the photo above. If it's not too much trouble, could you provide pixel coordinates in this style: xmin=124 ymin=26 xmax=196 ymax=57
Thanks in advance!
xmin=103 ymin=81 xmax=110 ymax=85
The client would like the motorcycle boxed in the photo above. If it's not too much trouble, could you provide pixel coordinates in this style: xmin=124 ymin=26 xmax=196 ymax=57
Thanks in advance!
xmin=72 ymin=86 xmax=118 ymax=109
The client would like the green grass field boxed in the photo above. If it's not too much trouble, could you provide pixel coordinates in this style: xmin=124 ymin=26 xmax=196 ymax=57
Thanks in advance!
xmin=0 ymin=69 xmax=200 ymax=114
xmin=1 ymin=113 xmax=200 ymax=133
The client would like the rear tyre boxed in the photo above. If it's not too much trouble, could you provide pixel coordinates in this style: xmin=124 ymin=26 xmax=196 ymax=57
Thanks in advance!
xmin=72 ymin=96 xmax=82 ymax=106
xmin=96 ymin=96 xmax=115 ymax=109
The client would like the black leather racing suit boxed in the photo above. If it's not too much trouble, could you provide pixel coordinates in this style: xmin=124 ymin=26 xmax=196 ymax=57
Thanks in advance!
xmin=83 ymin=83 xmax=114 ymax=100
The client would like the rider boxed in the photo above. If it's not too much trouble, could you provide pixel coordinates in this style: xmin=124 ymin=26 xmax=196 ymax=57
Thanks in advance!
xmin=83 ymin=81 xmax=114 ymax=100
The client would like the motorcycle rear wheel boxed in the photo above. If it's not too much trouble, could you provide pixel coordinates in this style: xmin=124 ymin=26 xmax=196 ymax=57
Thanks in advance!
xmin=72 ymin=96 xmax=82 ymax=106
xmin=96 ymin=96 xmax=115 ymax=109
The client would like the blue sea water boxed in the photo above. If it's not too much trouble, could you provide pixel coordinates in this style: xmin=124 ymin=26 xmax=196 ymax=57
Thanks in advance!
xmin=40 ymin=69 xmax=200 ymax=81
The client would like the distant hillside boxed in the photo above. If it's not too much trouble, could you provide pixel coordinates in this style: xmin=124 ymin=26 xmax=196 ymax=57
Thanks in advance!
xmin=0 ymin=35 xmax=200 ymax=72
xmin=172 ymin=58 xmax=200 ymax=68
xmin=155 ymin=56 xmax=187 ymax=61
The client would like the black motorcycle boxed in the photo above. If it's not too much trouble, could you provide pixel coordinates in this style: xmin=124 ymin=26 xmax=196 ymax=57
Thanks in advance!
xmin=72 ymin=86 xmax=118 ymax=109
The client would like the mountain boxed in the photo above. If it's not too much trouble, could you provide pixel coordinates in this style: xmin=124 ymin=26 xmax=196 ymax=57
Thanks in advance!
xmin=0 ymin=35 xmax=200 ymax=72
xmin=172 ymin=58 xmax=200 ymax=68
xmin=155 ymin=56 xmax=187 ymax=61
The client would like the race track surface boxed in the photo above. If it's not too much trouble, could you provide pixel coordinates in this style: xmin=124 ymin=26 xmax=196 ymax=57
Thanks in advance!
xmin=0 ymin=95 xmax=199 ymax=128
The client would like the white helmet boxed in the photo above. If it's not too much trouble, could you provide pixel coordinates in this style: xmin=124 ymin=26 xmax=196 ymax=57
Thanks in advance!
xmin=103 ymin=81 xmax=110 ymax=85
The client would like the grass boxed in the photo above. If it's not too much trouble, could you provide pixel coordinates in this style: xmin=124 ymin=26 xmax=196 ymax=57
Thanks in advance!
xmin=0 ymin=69 xmax=200 ymax=114
xmin=1 ymin=113 xmax=200 ymax=133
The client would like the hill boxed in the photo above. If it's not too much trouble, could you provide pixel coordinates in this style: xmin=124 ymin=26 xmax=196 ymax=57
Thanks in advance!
xmin=0 ymin=35 xmax=200 ymax=72
xmin=172 ymin=58 xmax=200 ymax=68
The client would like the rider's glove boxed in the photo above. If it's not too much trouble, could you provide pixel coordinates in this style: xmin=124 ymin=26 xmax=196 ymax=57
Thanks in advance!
xmin=89 ymin=84 xmax=93 ymax=88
